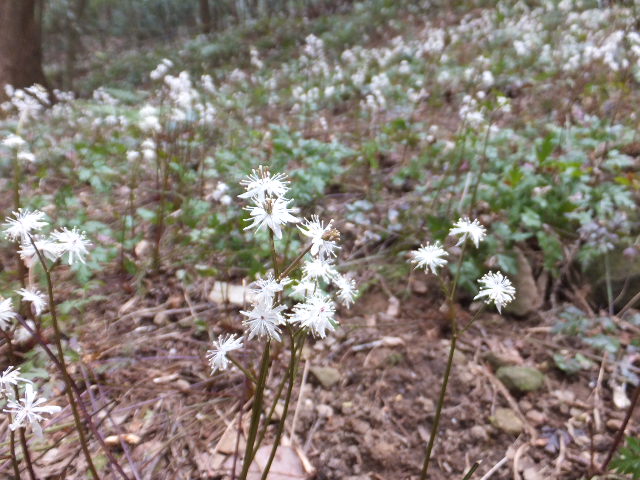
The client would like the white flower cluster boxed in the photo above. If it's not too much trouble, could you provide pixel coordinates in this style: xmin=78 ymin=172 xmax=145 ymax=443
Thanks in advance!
xmin=1 ymin=134 xmax=36 ymax=163
xmin=0 ymin=366 xmax=60 ymax=438
xmin=2 ymin=209 xmax=91 ymax=267
xmin=206 ymin=167 xmax=358 ymax=374
xmin=410 ymin=217 xmax=516 ymax=313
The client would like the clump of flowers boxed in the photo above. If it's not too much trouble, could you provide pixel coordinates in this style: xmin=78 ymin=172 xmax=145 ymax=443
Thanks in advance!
xmin=408 ymin=217 xmax=515 ymax=479
xmin=205 ymin=165 xmax=358 ymax=480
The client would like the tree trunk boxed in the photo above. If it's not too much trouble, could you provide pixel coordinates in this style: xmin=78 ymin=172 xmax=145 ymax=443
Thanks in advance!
xmin=63 ymin=0 xmax=87 ymax=91
xmin=199 ymin=0 xmax=212 ymax=34
xmin=0 ymin=0 xmax=48 ymax=100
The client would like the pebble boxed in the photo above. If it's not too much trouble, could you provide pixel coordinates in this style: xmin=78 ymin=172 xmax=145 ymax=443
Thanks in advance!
xmin=470 ymin=425 xmax=489 ymax=442
xmin=606 ymin=419 xmax=623 ymax=432
xmin=525 ymin=409 xmax=545 ymax=426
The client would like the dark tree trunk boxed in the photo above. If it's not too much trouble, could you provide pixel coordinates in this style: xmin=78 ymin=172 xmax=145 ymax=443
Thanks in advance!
xmin=63 ymin=0 xmax=87 ymax=91
xmin=0 ymin=0 xmax=48 ymax=100
xmin=199 ymin=0 xmax=212 ymax=34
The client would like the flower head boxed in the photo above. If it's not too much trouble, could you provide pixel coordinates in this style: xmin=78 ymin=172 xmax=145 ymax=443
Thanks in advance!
xmin=289 ymin=294 xmax=337 ymax=338
xmin=302 ymin=258 xmax=339 ymax=284
xmin=410 ymin=241 xmax=449 ymax=274
xmin=3 ymin=209 xmax=47 ymax=242
xmin=4 ymin=383 xmax=61 ymax=438
xmin=333 ymin=274 xmax=358 ymax=308
xmin=207 ymin=334 xmax=244 ymax=374
xmin=51 ymin=227 xmax=91 ymax=264
xmin=0 ymin=298 xmax=17 ymax=330
xmin=474 ymin=271 xmax=516 ymax=313
xmin=298 ymin=215 xmax=341 ymax=260
xmin=0 ymin=366 xmax=29 ymax=396
xmin=239 ymin=166 xmax=290 ymax=202
xmin=240 ymin=301 xmax=286 ymax=342
xmin=18 ymin=237 xmax=62 ymax=265
xmin=449 ymin=218 xmax=487 ymax=248
xmin=249 ymin=273 xmax=291 ymax=304
xmin=2 ymin=134 xmax=26 ymax=149
xmin=16 ymin=288 xmax=47 ymax=316
xmin=244 ymin=197 xmax=300 ymax=239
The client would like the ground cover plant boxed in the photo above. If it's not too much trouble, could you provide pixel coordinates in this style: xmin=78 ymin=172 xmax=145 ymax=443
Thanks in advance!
xmin=1 ymin=0 xmax=640 ymax=478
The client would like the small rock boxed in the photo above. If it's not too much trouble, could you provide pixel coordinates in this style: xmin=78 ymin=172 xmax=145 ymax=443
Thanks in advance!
xmin=525 ymin=410 xmax=545 ymax=426
xmin=316 ymin=404 xmax=334 ymax=418
xmin=593 ymin=434 xmax=609 ymax=452
xmin=310 ymin=366 xmax=341 ymax=389
xmin=153 ymin=311 xmax=170 ymax=326
xmin=412 ymin=279 xmax=428 ymax=293
xmin=418 ymin=396 xmax=435 ymax=412
xmin=491 ymin=408 xmax=524 ymax=435
xmin=507 ymin=247 xmax=543 ymax=317
xmin=386 ymin=296 xmax=400 ymax=317
xmin=341 ymin=401 xmax=354 ymax=414
xmin=344 ymin=476 xmax=371 ymax=480
xmin=484 ymin=352 xmax=519 ymax=370
xmin=496 ymin=366 xmax=545 ymax=393
xmin=606 ymin=419 xmax=623 ymax=432
xmin=470 ymin=425 xmax=489 ymax=442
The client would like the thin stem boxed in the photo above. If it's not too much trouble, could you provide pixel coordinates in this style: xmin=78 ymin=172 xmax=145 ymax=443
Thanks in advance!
xmin=269 ymin=230 xmax=279 ymax=277
xmin=1 ymin=330 xmax=32 ymax=480
xmin=459 ymin=305 xmax=486 ymax=335
xmin=260 ymin=334 xmax=305 ymax=480
xmin=239 ymin=341 xmax=271 ymax=480
xmin=449 ymin=241 xmax=469 ymax=305
xmin=461 ymin=461 xmax=481 ymax=480
xmin=18 ymin=427 xmax=36 ymax=480
xmin=604 ymin=252 xmax=614 ymax=315
xmin=229 ymin=355 xmax=257 ymax=384
xmin=420 ymin=332 xmax=458 ymax=480
xmin=600 ymin=382 xmax=640 ymax=472
xmin=8 ymin=426 xmax=20 ymax=480
xmin=13 ymin=315 xmax=130 ymax=480
xmin=40 ymin=273 xmax=100 ymax=479
xmin=278 ymin=244 xmax=313 ymax=281
xmin=29 ymin=241 xmax=100 ymax=480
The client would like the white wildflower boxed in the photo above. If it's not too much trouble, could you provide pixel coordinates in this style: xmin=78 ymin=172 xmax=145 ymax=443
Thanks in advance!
xmin=4 ymin=383 xmax=62 ymax=438
xmin=0 ymin=366 xmax=28 ymax=396
xmin=334 ymin=274 xmax=358 ymax=308
xmin=2 ymin=134 xmax=26 ymax=149
xmin=3 ymin=209 xmax=47 ymax=242
xmin=410 ymin=241 xmax=449 ymax=274
xmin=302 ymin=258 xmax=338 ymax=283
xmin=298 ymin=215 xmax=340 ymax=260
xmin=290 ymin=279 xmax=317 ymax=299
xmin=240 ymin=301 xmax=286 ymax=342
xmin=449 ymin=218 xmax=487 ymax=248
xmin=51 ymin=227 xmax=91 ymax=264
xmin=206 ymin=334 xmax=243 ymax=374
xmin=244 ymin=197 xmax=300 ymax=239
xmin=474 ymin=271 xmax=516 ymax=314
xmin=16 ymin=288 xmax=47 ymax=316
xmin=18 ymin=237 xmax=62 ymax=264
xmin=0 ymin=298 xmax=17 ymax=330
xmin=239 ymin=166 xmax=290 ymax=202
xmin=249 ymin=273 xmax=291 ymax=304
xmin=17 ymin=151 xmax=36 ymax=163
xmin=289 ymin=294 xmax=337 ymax=338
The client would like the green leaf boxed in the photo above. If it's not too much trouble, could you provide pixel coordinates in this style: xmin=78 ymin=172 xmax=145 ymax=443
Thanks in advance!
xmin=611 ymin=437 xmax=640 ymax=479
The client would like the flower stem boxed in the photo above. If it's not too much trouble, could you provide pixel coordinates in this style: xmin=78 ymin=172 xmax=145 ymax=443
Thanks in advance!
xmin=28 ymin=237 xmax=103 ymax=480
xmin=420 ymin=331 xmax=458 ymax=480
xmin=18 ymin=426 xmax=37 ymax=480
xmin=8 ymin=426 xmax=20 ymax=479
xmin=1 ymin=330 xmax=33 ymax=480
xmin=269 ymin=230 xmax=279 ymax=277
xmin=278 ymin=244 xmax=313 ymax=281
xmin=260 ymin=333 xmax=305 ymax=480
xmin=239 ymin=341 xmax=271 ymax=480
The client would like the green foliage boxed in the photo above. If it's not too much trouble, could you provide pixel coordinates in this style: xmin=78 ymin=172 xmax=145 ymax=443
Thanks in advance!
xmin=611 ymin=437 xmax=640 ymax=479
